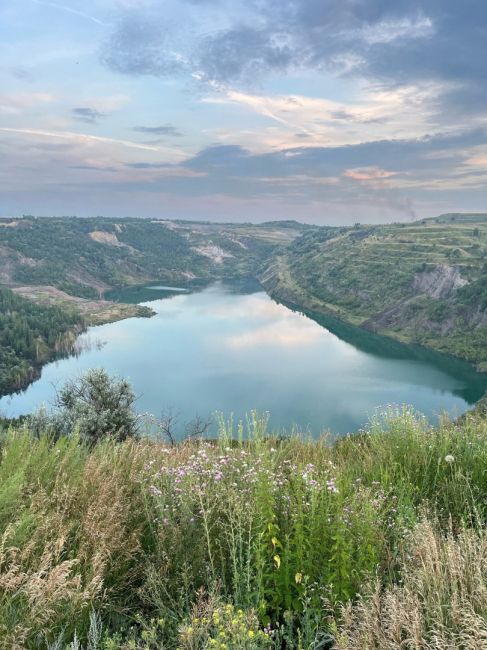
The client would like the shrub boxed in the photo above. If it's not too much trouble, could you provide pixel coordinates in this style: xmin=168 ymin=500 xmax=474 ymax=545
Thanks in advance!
xmin=29 ymin=369 xmax=139 ymax=444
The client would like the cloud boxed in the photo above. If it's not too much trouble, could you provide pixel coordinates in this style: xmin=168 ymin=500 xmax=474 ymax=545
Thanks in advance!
xmin=0 ymin=92 xmax=54 ymax=114
xmin=357 ymin=15 xmax=435 ymax=45
xmin=100 ymin=0 xmax=487 ymax=119
xmin=196 ymin=27 xmax=293 ymax=83
xmin=182 ymin=129 xmax=487 ymax=180
xmin=72 ymin=107 xmax=107 ymax=123
xmin=344 ymin=167 xmax=397 ymax=181
xmin=9 ymin=67 xmax=36 ymax=83
xmin=129 ymin=127 xmax=484 ymax=220
xmin=30 ymin=0 xmax=107 ymax=26
xmin=69 ymin=164 xmax=118 ymax=173
xmin=0 ymin=127 xmax=161 ymax=151
xmin=133 ymin=124 xmax=183 ymax=136
xmin=100 ymin=11 xmax=187 ymax=76
xmin=199 ymin=84 xmax=445 ymax=151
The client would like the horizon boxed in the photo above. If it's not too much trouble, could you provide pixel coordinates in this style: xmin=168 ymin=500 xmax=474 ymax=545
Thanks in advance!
xmin=2 ymin=212 xmax=487 ymax=229
xmin=1 ymin=1 xmax=487 ymax=223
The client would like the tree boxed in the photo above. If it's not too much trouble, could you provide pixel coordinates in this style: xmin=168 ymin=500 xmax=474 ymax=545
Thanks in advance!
xmin=52 ymin=369 xmax=139 ymax=444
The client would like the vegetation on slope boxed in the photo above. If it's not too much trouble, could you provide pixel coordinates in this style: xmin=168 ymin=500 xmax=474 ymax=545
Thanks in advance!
xmin=260 ymin=214 xmax=487 ymax=370
xmin=0 ymin=287 xmax=83 ymax=396
xmin=1 ymin=377 xmax=486 ymax=648
xmin=0 ymin=217 xmax=304 ymax=299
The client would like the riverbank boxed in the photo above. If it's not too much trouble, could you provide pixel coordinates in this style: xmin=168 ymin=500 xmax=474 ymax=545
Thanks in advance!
xmin=258 ymin=256 xmax=487 ymax=373
xmin=1 ymin=406 xmax=487 ymax=648
xmin=12 ymin=284 xmax=155 ymax=326
xmin=0 ymin=284 xmax=155 ymax=400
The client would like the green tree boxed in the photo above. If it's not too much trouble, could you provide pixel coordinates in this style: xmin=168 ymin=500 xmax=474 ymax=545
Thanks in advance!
xmin=53 ymin=369 xmax=139 ymax=444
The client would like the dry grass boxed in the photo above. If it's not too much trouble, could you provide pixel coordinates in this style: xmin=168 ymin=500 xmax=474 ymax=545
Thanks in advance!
xmin=335 ymin=519 xmax=487 ymax=649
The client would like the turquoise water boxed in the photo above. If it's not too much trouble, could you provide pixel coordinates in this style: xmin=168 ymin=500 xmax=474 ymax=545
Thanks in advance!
xmin=1 ymin=281 xmax=485 ymax=437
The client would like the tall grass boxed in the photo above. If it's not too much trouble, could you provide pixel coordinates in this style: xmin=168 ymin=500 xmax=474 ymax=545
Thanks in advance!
xmin=0 ymin=406 xmax=486 ymax=648
xmin=334 ymin=519 xmax=487 ymax=649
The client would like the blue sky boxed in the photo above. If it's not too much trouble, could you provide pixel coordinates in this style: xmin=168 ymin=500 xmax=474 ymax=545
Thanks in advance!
xmin=1 ymin=0 xmax=486 ymax=224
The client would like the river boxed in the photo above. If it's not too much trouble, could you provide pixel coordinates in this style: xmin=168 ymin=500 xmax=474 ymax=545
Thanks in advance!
xmin=1 ymin=279 xmax=485 ymax=437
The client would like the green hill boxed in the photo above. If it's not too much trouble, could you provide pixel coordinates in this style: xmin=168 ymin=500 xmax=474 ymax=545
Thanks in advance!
xmin=260 ymin=216 xmax=487 ymax=370
xmin=0 ymin=217 xmax=305 ymax=300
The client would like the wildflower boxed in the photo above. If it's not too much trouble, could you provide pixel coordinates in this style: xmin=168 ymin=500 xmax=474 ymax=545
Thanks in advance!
xmin=149 ymin=485 xmax=162 ymax=497
xmin=326 ymin=479 xmax=339 ymax=494
xmin=445 ymin=454 xmax=455 ymax=464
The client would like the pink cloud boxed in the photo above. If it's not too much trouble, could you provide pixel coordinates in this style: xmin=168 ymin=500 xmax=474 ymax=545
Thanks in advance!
xmin=344 ymin=166 xmax=397 ymax=181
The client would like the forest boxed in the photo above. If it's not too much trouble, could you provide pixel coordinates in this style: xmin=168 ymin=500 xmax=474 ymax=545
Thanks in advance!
xmin=0 ymin=287 xmax=83 ymax=396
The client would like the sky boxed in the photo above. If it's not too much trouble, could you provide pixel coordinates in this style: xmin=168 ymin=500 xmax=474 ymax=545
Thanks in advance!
xmin=1 ymin=0 xmax=487 ymax=224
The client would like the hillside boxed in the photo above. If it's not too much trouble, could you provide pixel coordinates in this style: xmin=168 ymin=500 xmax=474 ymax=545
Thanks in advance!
xmin=260 ymin=214 xmax=487 ymax=370
xmin=0 ymin=217 xmax=304 ymax=302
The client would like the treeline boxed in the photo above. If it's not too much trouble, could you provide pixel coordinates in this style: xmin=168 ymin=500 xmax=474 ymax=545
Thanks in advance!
xmin=0 ymin=287 xmax=83 ymax=395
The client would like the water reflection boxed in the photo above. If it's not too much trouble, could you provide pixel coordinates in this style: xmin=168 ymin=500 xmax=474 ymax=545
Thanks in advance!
xmin=1 ymin=280 xmax=485 ymax=437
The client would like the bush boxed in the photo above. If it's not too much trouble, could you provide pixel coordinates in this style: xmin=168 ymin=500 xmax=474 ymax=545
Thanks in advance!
xmin=29 ymin=369 xmax=139 ymax=444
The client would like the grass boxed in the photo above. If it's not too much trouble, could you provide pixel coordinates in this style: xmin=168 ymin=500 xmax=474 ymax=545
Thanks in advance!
xmin=1 ymin=407 xmax=487 ymax=648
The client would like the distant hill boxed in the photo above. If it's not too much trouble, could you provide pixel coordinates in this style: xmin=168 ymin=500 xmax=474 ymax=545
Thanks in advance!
xmin=0 ymin=216 xmax=306 ymax=301
xmin=422 ymin=213 xmax=487 ymax=224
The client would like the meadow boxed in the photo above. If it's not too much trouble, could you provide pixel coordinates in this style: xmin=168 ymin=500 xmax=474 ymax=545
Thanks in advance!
xmin=1 ymin=406 xmax=487 ymax=649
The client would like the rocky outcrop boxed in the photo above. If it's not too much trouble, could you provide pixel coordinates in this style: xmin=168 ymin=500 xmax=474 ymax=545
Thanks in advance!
xmin=191 ymin=243 xmax=234 ymax=264
xmin=89 ymin=231 xmax=136 ymax=252
xmin=412 ymin=265 xmax=468 ymax=299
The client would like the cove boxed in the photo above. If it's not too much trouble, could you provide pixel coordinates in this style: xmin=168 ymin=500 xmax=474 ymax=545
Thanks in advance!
xmin=1 ymin=280 xmax=486 ymax=437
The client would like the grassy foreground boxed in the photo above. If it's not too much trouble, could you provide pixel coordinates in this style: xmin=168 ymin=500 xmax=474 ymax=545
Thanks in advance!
xmin=1 ymin=409 xmax=487 ymax=649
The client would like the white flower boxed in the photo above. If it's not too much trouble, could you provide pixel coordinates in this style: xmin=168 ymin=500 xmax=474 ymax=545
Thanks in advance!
xmin=444 ymin=454 xmax=455 ymax=464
